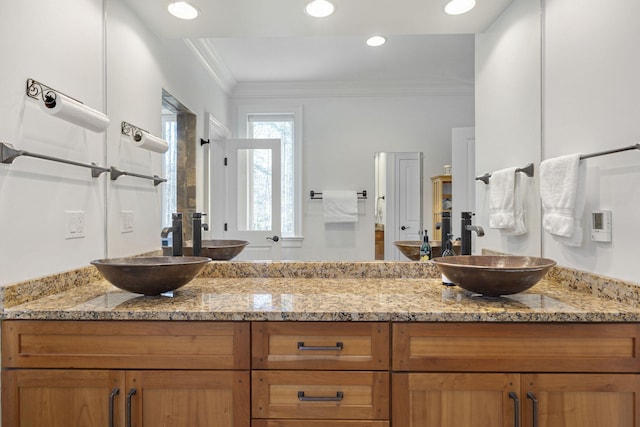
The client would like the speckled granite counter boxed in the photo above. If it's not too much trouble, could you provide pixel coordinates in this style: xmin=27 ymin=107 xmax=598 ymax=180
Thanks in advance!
xmin=3 ymin=261 xmax=640 ymax=322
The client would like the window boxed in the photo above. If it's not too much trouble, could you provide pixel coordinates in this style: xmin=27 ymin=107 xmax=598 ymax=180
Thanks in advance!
xmin=238 ymin=105 xmax=302 ymax=240
xmin=161 ymin=109 xmax=177 ymax=228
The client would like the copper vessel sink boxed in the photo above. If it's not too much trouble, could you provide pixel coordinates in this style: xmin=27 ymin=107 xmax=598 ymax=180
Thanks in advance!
xmin=393 ymin=240 xmax=421 ymax=260
xmin=394 ymin=240 xmax=462 ymax=260
xmin=431 ymin=255 xmax=556 ymax=296
xmin=91 ymin=256 xmax=211 ymax=295
xmin=163 ymin=240 xmax=249 ymax=260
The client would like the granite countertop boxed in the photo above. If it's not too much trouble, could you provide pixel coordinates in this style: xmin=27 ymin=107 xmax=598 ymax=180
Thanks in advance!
xmin=4 ymin=264 xmax=640 ymax=322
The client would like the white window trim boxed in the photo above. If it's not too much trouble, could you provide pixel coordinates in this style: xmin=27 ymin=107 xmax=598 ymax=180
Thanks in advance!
xmin=235 ymin=103 xmax=304 ymax=242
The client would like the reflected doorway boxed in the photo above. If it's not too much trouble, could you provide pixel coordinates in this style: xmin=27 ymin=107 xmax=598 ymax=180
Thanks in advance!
xmin=375 ymin=152 xmax=423 ymax=260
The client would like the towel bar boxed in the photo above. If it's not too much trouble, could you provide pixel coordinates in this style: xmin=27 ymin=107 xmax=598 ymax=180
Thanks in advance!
xmin=1 ymin=141 xmax=167 ymax=186
xmin=310 ymin=190 xmax=367 ymax=200
xmin=476 ymin=163 xmax=534 ymax=185
xmin=579 ymin=143 xmax=640 ymax=160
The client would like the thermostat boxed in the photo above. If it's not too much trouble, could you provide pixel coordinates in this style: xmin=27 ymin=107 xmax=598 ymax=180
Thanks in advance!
xmin=591 ymin=211 xmax=612 ymax=242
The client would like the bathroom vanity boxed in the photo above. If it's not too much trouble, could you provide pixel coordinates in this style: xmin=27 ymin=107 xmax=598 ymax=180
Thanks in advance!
xmin=2 ymin=261 xmax=640 ymax=427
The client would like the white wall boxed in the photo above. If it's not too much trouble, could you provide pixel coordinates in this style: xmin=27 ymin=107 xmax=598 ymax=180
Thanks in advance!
xmin=543 ymin=0 xmax=640 ymax=282
xmin=0 ymin=0 xmax=230 ymax=286
xmin=232 ymin=92 xmax=474 ymax=260
xmin=475 ymin=0 xmax=542 ymax=256
xmin=0 ymin=0 xmax=107 ymax=285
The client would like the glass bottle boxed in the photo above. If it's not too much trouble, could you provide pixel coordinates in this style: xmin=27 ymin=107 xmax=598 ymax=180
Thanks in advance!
xmin=441 ymin=233 xmax=455 ymax=285
xmin=420 ymin=230 xmax=432 ymax=261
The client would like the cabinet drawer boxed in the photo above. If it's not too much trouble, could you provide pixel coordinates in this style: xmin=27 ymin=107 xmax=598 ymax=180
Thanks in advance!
xmin=2 ymin=320 xmax=250 ymax=370
xmin=252 ymin=371 xmax=389 ymax=420
xmin=393 ymin=323 xmax=640 ymax=372
xmin=253 ymin=421 xmax=389 ymax=427
xmin=252 ymin=322 xmax=389 ymax=370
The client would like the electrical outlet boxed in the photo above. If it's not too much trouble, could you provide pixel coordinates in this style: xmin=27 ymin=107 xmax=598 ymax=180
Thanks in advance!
xmin=65 ymin=211 xmax=86 ymax=239
xmin=121 ymin=211 xmax=134 ymax=233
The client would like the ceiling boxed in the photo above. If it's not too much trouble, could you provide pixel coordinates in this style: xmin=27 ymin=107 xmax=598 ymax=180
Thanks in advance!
xmin=122 ymin=0 xmax=514 ymax=87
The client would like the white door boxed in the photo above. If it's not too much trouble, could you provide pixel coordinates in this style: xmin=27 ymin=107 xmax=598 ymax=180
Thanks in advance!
xmin=224 ymin=139 xmax=282 ymax=261
xmin=385 ymin=152 xmax=423 ymax=260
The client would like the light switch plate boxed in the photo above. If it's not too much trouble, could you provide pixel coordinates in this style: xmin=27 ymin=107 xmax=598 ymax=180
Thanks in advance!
xmin=121 ymin=211 xmax=134 ymax=233
xmin=65 ymin=211 xmax=86 ymax=239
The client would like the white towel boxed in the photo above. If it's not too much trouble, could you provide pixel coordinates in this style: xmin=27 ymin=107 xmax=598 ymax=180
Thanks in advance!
xmin=489 ymin=167 xmax=517 ymax=230
xmin=501 ymin=173 xmax=527 ymax=236
xmin=323 ymin=191 xmax=358 ymax=223
xmin=540 ymin=154 xmax=586 ymax=246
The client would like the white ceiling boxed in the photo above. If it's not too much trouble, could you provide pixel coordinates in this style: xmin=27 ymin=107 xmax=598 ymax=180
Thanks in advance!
xmin=122 ymin=0 xmax=514 ymax=86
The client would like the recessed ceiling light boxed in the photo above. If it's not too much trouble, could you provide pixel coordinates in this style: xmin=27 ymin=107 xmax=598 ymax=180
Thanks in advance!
xmin=168 ymin=1 xmax=200 ymax=20
xmin=305 ymin=0 xmax=335 ymax=18
xmin=444 ymin=0 xmax=476 ymax=15
xmin=366 ymin=36 xmax=387 ymax=47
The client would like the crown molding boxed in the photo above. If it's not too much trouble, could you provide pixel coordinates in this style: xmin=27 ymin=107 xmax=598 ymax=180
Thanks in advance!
xmin=184 ymin=38 xmax=237 ymax=95
xmin=230 ymin=80 xmax=474 ymax=99
xmin=185 ymin=38 xmax=474 ymax=99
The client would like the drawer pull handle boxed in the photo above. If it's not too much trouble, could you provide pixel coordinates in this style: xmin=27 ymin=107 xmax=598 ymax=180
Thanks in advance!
xmin=527 ymin=392 xmax=538 ymax=427
xmin=508 ymin=392 xmax=520 ymax=427
xmin=126 ymin=388 xmax=137 ymax=427
xmin=297 ymin=341 xmax=344 ymax=351
xmin=109 ymin=388 xmax=120 ymax=427
xmin=298 ymin=391 xmax=344 ymax=402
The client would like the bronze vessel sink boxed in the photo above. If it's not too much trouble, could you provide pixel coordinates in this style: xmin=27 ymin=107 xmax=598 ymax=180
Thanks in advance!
xmin=393 ymin=240 xmax=421 ymax=260
xmin=91 ymin=256 xmax=211 ymax=295
xmin=163 ymin=239 xmax=249 ymax=260
xmin=431 ymin=255 xmax=556 ymax=296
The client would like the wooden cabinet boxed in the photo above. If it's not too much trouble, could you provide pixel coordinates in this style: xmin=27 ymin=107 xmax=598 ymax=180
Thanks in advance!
xmin=393 ymin=372 xmax=640 ymax=427
xmin=392 ymin=323 xmax=640 ymax=427
xmin=3 ymin=369 xmax=249 ymax=427
xmin=4 ymin=319 xmax=640 ymax=426
xmin=431 ymin=175 xmax=452 ymax=241
xmin=252 ymin=322 xmax=390 ymax=426
xmin=393 ymin=373 xmax=519 ymax=427
xmin=375 ymin=228 xmax=384 ymax=260
xmin=2 ymin=321 xmax=251 ymax=427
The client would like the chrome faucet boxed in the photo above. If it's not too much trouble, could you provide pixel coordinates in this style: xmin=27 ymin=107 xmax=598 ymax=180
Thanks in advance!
xmin=160 ymin=212 xmax=183 ymax=256
xmin=461 ymin=212 xmax=484 ymax=255
xmin=192 ymin=212 xmax=209 ymax=257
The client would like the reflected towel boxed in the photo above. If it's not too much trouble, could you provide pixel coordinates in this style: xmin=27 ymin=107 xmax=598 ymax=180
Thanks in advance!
xmin=323 ymin=191 xmax=358 ymax=223
xmin=501 ymin=173 xmax=528 ymax=236
xmin=489 ymin=167 xmax=517 ymax=230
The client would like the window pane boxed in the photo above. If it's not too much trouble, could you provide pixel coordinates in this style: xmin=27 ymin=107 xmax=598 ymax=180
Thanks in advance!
xmin=248 ymin=116 xmax=295 ymax=236
xmin=161 ymin=114 xmax=177 ymax=228
xmin=236 ymin=148 xmax=272 ymax=231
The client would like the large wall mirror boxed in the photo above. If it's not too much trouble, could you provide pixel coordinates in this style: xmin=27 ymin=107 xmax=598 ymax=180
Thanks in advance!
xmin=105 ymin=0 xmax=543 ymax=262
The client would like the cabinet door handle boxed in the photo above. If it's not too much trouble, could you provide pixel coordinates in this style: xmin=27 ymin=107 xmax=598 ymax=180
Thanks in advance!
xmin=298 ymin=391 xmax=344 ymax=402
xmin=109 ymin=388 xmax=120 ymax=427
xmin=126 ymin=388 xmax=137 ymax=427
xmin=508 ymin=392 xmax=520 ymax=427
xmin=527 ymin=392 xmax=538 ymax=427
xmin=297 ymin=341 xmax=344 ymax=351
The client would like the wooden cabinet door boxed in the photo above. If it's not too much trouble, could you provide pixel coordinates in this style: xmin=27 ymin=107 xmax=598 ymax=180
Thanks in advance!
xmin=128 ymin=370 xmax=250 ymax=427
xmin=2 ymin=369 xmax=124 ymax=427
xmin=392 ymin=373 xmax=520 ymax=427
xmin=522 ymin=374 xmax=640 ymax=427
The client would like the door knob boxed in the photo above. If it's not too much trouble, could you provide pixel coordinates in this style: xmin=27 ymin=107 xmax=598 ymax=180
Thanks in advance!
xmin=401 ymin=225 xmax=410 ymax=230
xmin=267 ymin=235 xmax=280 ymax=242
